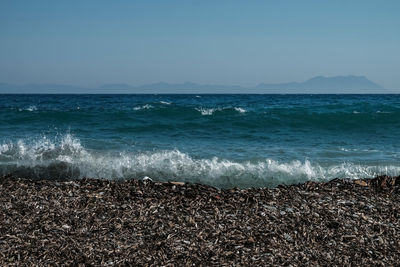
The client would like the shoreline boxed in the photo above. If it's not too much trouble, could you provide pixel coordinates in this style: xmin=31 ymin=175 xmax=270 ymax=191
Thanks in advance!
xmin=1 ymin=175 xmax=399 ymax=265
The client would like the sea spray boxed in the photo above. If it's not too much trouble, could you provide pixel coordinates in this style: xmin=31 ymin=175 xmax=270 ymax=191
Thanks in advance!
xmin=1 ymin=134 xmax=400 ymax=187
xmin=1 ymin=94 xmax=400 ymax=187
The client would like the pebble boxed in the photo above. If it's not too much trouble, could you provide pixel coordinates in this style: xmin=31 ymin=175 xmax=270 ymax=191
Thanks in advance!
xmin=0 ymin=174 xmax=399 ymax=266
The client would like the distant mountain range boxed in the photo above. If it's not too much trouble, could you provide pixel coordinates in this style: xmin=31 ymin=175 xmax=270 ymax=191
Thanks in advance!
xmin=0 ymin=75 xmax=390 ymax=94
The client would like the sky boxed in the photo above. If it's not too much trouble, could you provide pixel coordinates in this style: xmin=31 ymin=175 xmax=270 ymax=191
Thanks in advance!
xmin=0 ymin=0 xmax=399 ymax=90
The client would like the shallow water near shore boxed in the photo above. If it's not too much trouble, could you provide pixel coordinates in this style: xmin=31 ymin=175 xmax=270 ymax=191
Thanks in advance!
xmin=1 ymin=94 xmax=400 ymax=187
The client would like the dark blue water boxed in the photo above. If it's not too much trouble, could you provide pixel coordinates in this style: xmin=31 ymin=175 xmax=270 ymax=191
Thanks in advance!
xmin=1 ymin=94 xmax=400 ymax=187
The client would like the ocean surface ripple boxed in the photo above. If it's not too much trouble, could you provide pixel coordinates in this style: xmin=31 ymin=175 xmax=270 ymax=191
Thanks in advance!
xmin=1 ymin=94 xmax=400 ymax=187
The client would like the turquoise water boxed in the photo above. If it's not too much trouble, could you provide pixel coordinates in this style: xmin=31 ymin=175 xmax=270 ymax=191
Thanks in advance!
xmin=1 ymin=94 xmax=400 ymax=187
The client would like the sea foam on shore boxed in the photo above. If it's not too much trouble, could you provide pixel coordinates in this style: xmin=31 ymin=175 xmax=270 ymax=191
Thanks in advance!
xmin=2 ymin=94 xmax=400 ymax=187
xmin=1 ymin=134 xmax=400 ymax=187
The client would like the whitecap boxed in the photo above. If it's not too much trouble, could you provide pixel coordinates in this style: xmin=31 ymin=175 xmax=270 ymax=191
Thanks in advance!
xmin=339 ymin=147 xmax=357 ymax=152
xmin=19 ymin=106 xmax=38 ymax=112
xmin=27 ymin=106 xmax=37 ymax=111
xmin=1 ymin=136 xmax=400 ymax=188
xmin=0 ymin=144 xmax=10 ymax=154
xmin=234 ymin=107 xmax=246 ymax=113
xmin=196 ymin=108 xmax=218 ymax=115
xmin=133 ymin=104 xmax=153 ymax=110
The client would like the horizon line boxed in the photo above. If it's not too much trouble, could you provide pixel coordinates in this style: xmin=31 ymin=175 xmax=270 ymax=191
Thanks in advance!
xmin=0 ymin=74 xmax=379 ymax=88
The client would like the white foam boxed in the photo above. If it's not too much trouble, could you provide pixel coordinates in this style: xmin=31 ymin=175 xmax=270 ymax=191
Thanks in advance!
xmin=160 ymin=101 xmax=171 ymax=105
xmin=0 ymin=144 xmax=10 ymax=153
xmin=19 ymin=106 xmax=38 ymax=112
xmin=196 ymin=108 xmax=218 ymax=115
xmin=196 ymin=107 xmax=246 ymax=116
xmin=133 ymin=104 xmax=153 ymax=111
xmin=234 ymin=107 xmax=246 ymax=113
xmin=1 ymin=135 xmax=400 ymax=187
xmin=339 ymin=147 xmax=380 ymax=153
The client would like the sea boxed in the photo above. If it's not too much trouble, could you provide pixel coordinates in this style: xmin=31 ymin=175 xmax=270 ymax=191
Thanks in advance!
xmin=1 ymin=94 xmax=399 ymax=188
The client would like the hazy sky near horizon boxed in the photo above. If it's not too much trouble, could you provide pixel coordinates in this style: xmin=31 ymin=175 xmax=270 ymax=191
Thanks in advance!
xmin=0 ymin=0 xmax=399 ymax=90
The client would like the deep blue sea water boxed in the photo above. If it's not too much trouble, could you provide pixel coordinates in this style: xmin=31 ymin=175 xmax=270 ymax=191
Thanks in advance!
xmin=1 ymin=94 xmax=400 ymax=188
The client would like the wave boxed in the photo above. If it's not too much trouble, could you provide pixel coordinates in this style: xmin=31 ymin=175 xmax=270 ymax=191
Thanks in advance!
xmin=339 ymin=147 xmax=381 ymax=153
xmin=196 ymin=107 xmax=247 ymax=116
xmin=234 ymin=107 xmax=246 ymax=113
xmin=18 ymin=105 xmax=38 ymax=112
xmin=3 ymin=100 xmax=399 ymax=130
xmin=1 ymin=106 xmax=399 ymax=139
xmin=1 ymin=134 xmax=399 ymax=188
xmin=196 ymin=107 xmax=219 ymax=115
xmin=133 ymin=104 xmax=153 ymax=110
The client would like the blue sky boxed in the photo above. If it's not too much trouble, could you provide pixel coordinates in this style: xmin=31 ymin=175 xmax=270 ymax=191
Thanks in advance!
xmin=0 ymin=0 xmax=399 ymax=90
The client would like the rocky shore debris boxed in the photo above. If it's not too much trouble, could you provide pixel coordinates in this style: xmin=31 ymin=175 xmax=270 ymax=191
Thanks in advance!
xmin=0 ymin=175 xmax=399 ymax=265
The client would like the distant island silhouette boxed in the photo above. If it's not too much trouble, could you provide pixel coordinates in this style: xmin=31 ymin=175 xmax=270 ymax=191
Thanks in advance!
xmin=0 ymin=75 xmax=390 ymax=94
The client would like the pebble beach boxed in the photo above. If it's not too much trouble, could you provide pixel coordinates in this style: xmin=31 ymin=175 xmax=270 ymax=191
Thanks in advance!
xmin=1 ymin=175 xmax=399 ymax=266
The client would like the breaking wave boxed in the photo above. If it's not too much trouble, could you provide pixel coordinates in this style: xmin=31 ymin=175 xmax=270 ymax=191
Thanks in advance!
xmin=196 ymin=107 xmax=247 ymax=116
xmin=133 ymin=104 xmax=153 ymax=110
xmin=1 ymin=134 xmax=399 ymax=188
xmin=18 ymin=105 xmax=38 ymax=112
xmin=234 ymin=107 xmax=246 ymax=113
